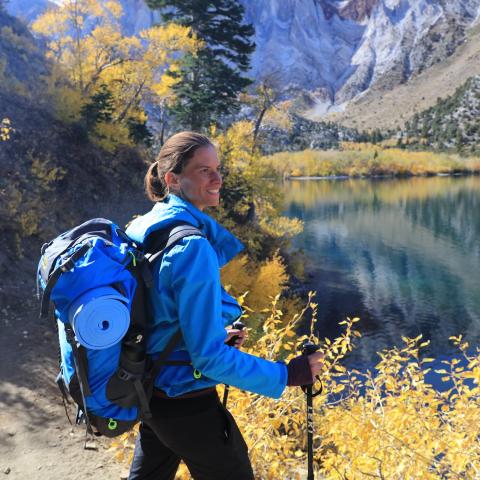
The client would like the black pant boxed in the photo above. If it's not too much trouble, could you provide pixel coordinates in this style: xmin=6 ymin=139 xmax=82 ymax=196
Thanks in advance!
xmin=128 ymin=390 xmax=254 ymax=480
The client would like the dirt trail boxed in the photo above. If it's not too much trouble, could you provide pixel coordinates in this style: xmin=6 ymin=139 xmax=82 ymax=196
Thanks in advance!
xmin=0 ymin=288 xmax=128 ymax=480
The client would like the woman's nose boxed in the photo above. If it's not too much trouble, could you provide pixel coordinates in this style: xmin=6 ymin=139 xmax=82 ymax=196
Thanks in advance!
xmin=212 ymin=171 xmax=222 ymax=184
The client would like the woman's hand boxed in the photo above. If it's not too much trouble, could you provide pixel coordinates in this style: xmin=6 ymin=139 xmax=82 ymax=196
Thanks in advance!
xmin=308 ymin=351 xmax=324 ymax=378
xmin=286 ymin=351 xmax=325 ymax=387
xmin=224 ymin=328 xmax=248 ymax=349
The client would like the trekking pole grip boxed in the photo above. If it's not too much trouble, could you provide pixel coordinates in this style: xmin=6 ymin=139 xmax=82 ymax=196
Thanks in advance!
xmin=226 ymin=320 xmax=245 ymax=347
xmin=301 ymin=341 xmax=323 ymax=397
xmin=223 ymin=320 xmax=245 ymax=408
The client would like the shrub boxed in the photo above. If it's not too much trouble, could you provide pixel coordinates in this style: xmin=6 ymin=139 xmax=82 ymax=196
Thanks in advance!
xmin=112 ymin=296 xmax=480 ymax=479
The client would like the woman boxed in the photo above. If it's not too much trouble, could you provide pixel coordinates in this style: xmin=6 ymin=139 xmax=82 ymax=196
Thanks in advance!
xmin=126 ymin=131 xmax=323 ymax=480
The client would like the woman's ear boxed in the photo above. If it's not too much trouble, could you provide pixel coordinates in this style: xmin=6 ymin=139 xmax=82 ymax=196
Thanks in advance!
xmin=165 ymin=171 xmax=180 ymax=190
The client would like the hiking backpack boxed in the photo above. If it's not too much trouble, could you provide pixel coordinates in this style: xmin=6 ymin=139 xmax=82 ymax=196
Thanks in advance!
xmin=37 ymin=218 xmax=203 ymax=440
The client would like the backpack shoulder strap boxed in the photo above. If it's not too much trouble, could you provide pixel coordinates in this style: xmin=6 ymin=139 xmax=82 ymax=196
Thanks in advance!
xmin=135 ymin=223 xmax=205 ymax=399
xmin=143 ymin=222 xmax=205 ymax=266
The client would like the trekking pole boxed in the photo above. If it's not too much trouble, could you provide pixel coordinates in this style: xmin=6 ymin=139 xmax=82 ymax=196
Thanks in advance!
xmin=301 ymin=341 xmax=323 ymax=480
xmin=223 ymin=320 xmax=245 ymax=407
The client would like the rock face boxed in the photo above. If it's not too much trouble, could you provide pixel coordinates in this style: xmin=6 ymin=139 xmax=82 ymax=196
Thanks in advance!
xmin=4 ymin=0 xmax=56 ymax=23
xmin=6 ymin=0 xmax=480 ymax=113
xmin=337 ymin=0 xmax=380 ymax=22
xmin=239 ymin=0 xmax=480 ymax=113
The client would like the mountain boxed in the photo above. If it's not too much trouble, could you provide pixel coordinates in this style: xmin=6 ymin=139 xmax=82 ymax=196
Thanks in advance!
xmin=240 ymin=0 xmax=480 ymax=114
xmin=4 ymin=0 xmax=56 ymax=23
xmin=5 ymin=0 xmax=480 ymax=124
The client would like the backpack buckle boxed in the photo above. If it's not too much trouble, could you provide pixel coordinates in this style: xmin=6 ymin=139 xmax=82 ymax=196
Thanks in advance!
xmin=134 ymin=251 xmax=145 ymax=262
xmin=117 ymin=368 xmax=139 ymax=381
xmin=60 ymin=258 xmax=75 ymax=272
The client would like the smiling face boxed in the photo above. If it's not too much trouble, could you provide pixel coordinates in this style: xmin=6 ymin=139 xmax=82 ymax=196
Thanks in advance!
xmin=165 ymin=145 xmax=222 ymax=211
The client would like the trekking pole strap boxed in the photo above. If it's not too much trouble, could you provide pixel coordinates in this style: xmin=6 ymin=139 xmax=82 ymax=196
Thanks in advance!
xmin=65 ymin=325 xmax=92 ymax=397
xmin=133 ymin=378 xmax=152 ymax=420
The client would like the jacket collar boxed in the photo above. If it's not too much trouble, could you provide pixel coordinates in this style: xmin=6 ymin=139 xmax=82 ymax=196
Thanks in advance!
xmin=152 ymin=194 xmax=244 ymax=267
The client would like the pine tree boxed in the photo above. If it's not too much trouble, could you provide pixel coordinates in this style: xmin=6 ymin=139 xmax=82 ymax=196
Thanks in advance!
xmin=80 ymin=84 xmax=115 ymax=132
xmin=147 ymin=0 xmax=255 ymax=131
xmin=455 ymin=128 xmax=464 ymax=153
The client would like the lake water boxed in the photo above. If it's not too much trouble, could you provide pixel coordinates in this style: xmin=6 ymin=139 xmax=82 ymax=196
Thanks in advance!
xmin=283 ymin=176 xmax=480 ymax=369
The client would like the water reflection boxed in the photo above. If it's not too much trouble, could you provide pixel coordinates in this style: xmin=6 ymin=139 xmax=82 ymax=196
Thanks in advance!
xmin=283 ymin=177 xmax=480 ymax=367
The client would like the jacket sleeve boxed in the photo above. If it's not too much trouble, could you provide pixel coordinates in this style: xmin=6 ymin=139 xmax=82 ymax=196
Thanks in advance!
xmin=168 ymin=235 xmax=288 ymax=399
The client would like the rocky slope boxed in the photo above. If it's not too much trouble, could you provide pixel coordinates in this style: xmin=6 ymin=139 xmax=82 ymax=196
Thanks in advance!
xmin=259 ymin=114 xmax=362 ymax=155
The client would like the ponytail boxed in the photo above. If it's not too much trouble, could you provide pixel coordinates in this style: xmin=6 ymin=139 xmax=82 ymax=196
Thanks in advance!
xmin=145 ymin=161 xmax=167 ymax=202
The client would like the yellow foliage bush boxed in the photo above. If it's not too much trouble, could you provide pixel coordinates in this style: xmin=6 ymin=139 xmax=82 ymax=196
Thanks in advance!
xmin=50 ymin=82 xmax=84 ymax=123
xmin=111 ymin=292 xmax=480 ymax=479
xmin=30 ymin=151 xmax=66 ymax=191
xmin=247 ymin=251 xmax=289 ymax=312
xmin=221 ymin=251 xmax=289 ymax=313
xmin=1 ymin=151 xmax=67 ymax=254
xmin=262 ymin=146 xmax=480 ymax=178
xmin=221 ymin=254 xmax=251 ymax=296
xmin=263 ymin=102 xmax=293 ymax=131
xmin=93 ymin=121 xmax=133 ymax=152
xmin=1 ymin=117 xmax=12 ymax=141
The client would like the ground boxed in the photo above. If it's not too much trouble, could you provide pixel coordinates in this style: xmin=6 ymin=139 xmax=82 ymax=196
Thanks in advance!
xmin=0 ymin=287 xmax=129 ymax=479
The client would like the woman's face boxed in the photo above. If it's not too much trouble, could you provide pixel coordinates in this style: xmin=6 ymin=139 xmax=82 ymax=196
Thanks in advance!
xmin=166 ymin=145 xmax=222 ymax=211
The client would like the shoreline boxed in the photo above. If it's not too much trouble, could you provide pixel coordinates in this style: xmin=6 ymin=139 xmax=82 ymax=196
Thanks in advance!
xmin=286 ymin=170 xmax=480 ymax=181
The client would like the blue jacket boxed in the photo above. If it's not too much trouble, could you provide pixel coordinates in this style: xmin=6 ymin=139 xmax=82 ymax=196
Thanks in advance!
xmin=126 ymin=195 xmax=288 ymax=399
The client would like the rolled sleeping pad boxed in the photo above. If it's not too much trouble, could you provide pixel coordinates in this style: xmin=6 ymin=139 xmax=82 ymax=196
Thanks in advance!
xmin=68 ymin=286 xmax=130 ymax=350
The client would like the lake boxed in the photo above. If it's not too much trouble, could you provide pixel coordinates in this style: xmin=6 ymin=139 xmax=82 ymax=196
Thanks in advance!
xmin=283 ymin=176 xmax=480 ymax=369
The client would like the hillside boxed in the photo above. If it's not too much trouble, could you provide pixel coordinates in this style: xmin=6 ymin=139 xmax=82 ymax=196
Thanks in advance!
xmin=0 ymin=9 xmax=149 ymax=276
xmin=259 ymin=114 xmax=362 ymax=155
xmin=400 ymin=75 xmax=480 ymax=152
xmin=326 ymin=22 xmax=480 ymax=131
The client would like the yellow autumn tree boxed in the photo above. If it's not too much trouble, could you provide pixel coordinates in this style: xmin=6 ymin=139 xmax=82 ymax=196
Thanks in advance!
xmin=212 ymin=121 xmax=303 ymax=255
xmin=32 ymin=0 xmax=198 ymax=147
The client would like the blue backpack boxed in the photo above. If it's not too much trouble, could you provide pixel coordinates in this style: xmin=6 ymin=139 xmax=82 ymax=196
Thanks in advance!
xmin=37 ymin=218 xmax=203 ymax=442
